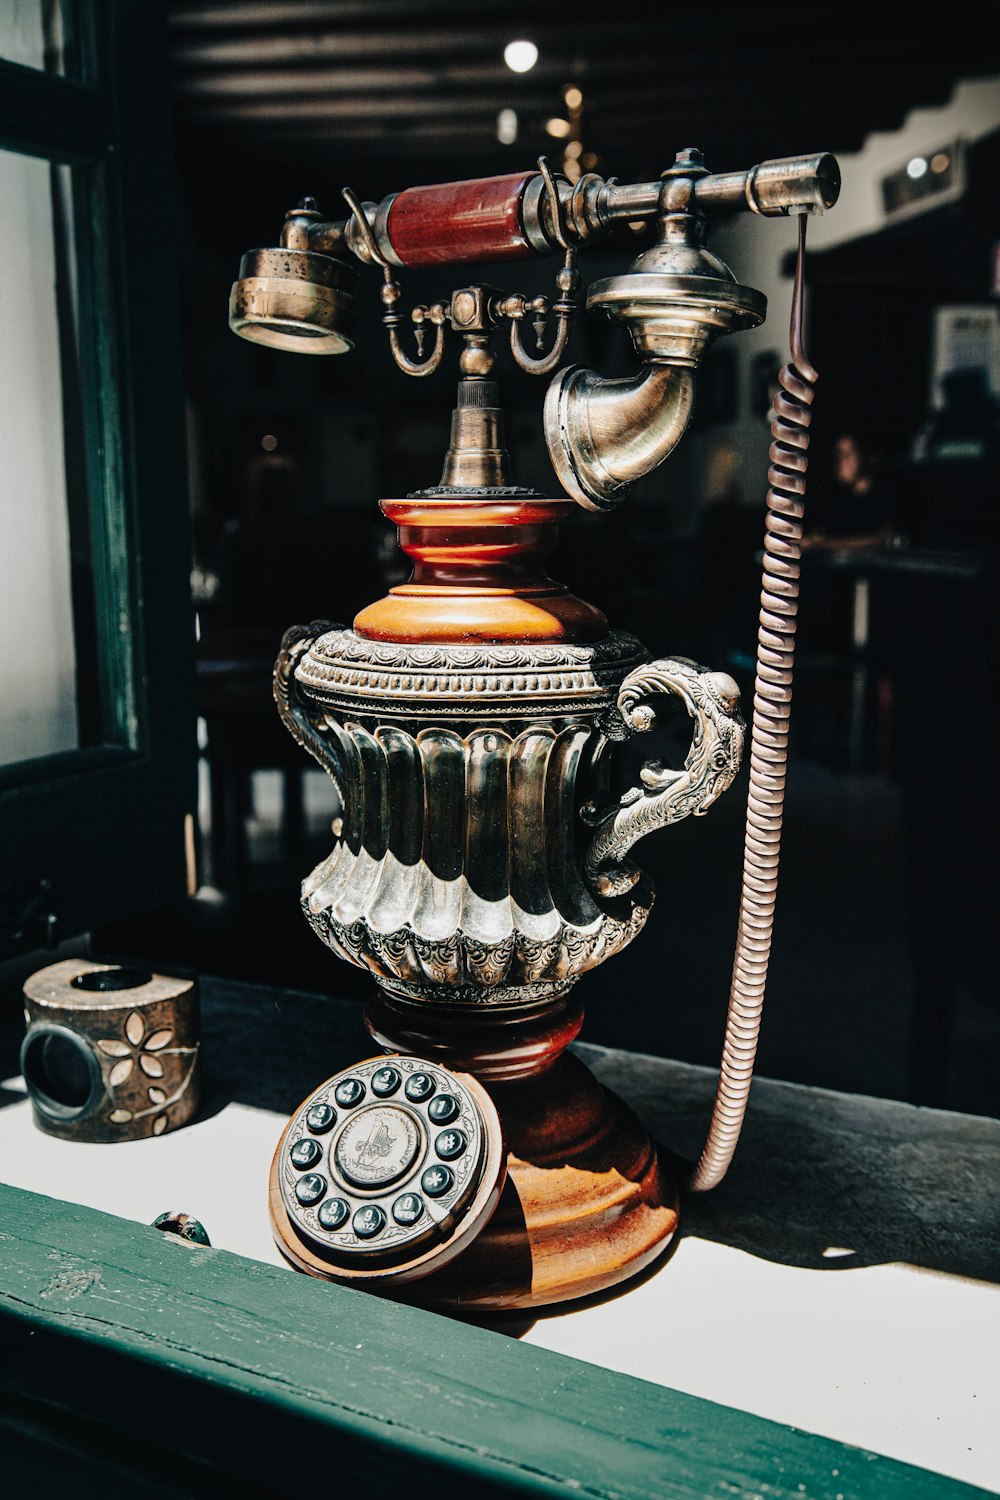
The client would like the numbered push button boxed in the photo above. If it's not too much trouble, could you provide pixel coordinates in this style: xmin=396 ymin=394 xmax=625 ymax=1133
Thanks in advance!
xmin=371 ymin=1065 xmax=401 ymax=1098
xmin=352 ymin=1204 xmax=386 ymax=1240
xmin=294 ymin=1173 xmax=326 ymax=1207
xmin=392 ymin=1192 xmax=424 ymax=1226
xmin=427 ymin=1093 xmax=459 ymax=1125
xmin=289 ymin=1136 xmax=323 ymax=1170
xmin=305 ymin=1102 xmax=336 ymax=1134
xmin=434 ymin=1129 xmax=466 ymax=1161
xmin=421 ymin=1163 xmax=454 ymax=1198
xmin=318 ymin=1197 xmax=349 ymax=1231
xmin=334 ymin=1076 xmax=365 ymax=1108
xmin=404 ymin=1071 xmax=435 ymax=1103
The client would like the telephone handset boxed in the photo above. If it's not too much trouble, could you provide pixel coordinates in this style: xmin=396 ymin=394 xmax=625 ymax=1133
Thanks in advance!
xmin=270 ymin=1056 xmax=505 ymax=1286
xmin=234 ymin=151 xmax=836 ymax=1307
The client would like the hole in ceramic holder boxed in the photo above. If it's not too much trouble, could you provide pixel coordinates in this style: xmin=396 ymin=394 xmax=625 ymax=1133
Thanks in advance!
xmin=72 ymin=967 xmax=152 ymax=992
xmin=21 ymin=1025 xmax=101 ymax=1119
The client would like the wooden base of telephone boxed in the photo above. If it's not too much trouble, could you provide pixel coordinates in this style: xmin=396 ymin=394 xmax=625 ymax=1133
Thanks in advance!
xmin=269 ymin=990 xmax=678 ymax=1311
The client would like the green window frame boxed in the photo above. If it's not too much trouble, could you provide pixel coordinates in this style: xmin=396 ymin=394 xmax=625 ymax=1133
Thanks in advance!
xmin=0 ymin=1 xmax=195 ymax=958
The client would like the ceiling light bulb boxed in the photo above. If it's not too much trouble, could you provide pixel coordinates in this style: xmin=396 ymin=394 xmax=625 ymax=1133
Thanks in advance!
xmin=497 ymin=108 xmax=518 ymax=144
xmin=906 ymin=156 xmax=928 ymax=180
xmin=546 ymin=117 xmax=571 ymax=139
xmin=504 ymin=39 xmax=538 ymax=73
xmin=564 ymin=85 xmax=583 ymax=111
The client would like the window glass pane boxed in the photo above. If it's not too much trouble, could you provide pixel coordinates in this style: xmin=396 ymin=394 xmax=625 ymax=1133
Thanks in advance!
xmin=0 ymin=148 xmax=97 ymax=767
xmin=0 ymin=0 xmax=80 ymax=79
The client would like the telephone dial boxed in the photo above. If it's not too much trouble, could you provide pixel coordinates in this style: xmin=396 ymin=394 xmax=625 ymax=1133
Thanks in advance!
xmin=231 ymin=147 xmax=839 ymax=1310
xmin=271 ymin=1055 xmax=505 ymax=1287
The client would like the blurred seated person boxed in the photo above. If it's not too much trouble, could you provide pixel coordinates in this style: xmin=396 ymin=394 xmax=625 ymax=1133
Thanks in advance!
xmin=802 ymin=432 xmax=895 ymax=553
xmin=796 ymin=432 xmax=894 ymax=736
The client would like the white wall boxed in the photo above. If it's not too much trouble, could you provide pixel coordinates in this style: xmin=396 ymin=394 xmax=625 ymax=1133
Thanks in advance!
xmin=808 ymin=77 xmax=1000 ymax=253
xmin=0 ymin=149 xmax=79 ymax=765
xmin=675 ymin=75 xmax=1000 ymax=525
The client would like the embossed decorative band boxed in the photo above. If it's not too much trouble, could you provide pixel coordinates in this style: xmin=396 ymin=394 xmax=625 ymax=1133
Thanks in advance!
xmin=293 ymin=625 xmax=648 ymax=720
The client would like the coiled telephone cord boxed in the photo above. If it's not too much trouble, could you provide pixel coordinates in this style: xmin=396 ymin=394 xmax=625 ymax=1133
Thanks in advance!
xmin=690 ymin=215 xmax=816 ymax=1192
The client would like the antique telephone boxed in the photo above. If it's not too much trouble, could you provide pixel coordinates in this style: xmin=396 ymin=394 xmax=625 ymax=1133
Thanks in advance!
xmin=229 ymin=148 xmax=839 ymax=1310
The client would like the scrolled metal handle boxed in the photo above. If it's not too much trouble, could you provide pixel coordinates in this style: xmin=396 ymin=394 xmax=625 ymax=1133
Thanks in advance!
xmin=273 ymin=621 xmax=348 ymax=808
xmin=582 ymin=657 xmax=745 ymax=897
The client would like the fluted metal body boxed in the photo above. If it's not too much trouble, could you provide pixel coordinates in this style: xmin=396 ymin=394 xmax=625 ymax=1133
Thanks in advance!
xmin=276 ymin=622 xmax=744 ymax=1012
xmin=303 ymin=719 xmax=647 ymax=1004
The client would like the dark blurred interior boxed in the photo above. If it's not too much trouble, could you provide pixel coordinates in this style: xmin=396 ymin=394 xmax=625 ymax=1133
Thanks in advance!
xmin=96 ymin=3 xmax=999 ymax=1115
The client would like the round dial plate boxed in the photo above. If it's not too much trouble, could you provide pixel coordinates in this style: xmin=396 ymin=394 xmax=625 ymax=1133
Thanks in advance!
xmin=276 ymin=1055 xmax=498 ymax=1268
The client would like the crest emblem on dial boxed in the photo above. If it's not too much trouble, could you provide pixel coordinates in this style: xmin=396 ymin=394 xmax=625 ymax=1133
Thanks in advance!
xmin=335 ymin=1104 xmax=420 ymax=1188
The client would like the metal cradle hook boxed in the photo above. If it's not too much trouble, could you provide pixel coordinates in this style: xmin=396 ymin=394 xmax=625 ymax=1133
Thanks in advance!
xmin=507 ymin=157 xmax=579 ymax=377
xmin=342 ymin=185 xmax=448 ymax=377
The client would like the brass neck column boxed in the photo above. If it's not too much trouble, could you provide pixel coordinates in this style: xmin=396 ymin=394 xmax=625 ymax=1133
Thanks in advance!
xmin=439 ymin=378 xmax=511 ymax=489
xmin=439 ymin=285 xmax=511 ymax=488
xmin=353 ymin=291 xmax=607 ymax=644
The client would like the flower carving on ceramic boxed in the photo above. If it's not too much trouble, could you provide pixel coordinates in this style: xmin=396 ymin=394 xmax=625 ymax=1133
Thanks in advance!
xmin=97 ymin=1009 xmax=199 ymax=1135
xmin=98 ymin=1009 xmax=172 ymax=1086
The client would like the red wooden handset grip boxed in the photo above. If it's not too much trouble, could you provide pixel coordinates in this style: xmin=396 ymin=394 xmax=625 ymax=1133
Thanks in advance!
xmin=386 ymin=172 xmax=537 ymax=267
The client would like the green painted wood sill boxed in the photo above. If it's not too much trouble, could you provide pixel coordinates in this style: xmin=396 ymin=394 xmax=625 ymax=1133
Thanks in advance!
xmin=0 ymin=1183 xmax=988 ymax=1499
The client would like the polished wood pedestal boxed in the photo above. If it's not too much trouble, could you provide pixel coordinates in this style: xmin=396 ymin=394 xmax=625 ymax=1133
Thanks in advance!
xmin=367 ymin=990 xmax=679 ymax=1312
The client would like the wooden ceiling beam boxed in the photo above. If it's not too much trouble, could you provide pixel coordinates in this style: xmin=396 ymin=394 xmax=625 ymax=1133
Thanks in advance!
xmin=181 ymin=105 xmax=862 ymax=143
xmin=167 ymin=0 xmax=590 ymax=29
xmin=179 ymin=88 xmax=923 ymax=129
xmin=170 ymin=13 xmax=962 ymax=72
xmin=171 ymin=25 xmax=712 ymax=71
xmin=173 ymin=60 xmax=589 ymax=95
xmin=172 ymin=56 xmax=954 ymax=102
xmin=183 ymin=92 xmax=559 ymax=121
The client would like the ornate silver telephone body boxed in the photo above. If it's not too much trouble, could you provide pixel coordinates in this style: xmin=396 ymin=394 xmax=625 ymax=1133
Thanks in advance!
xmin=231 ymin=149 xmax=837 ymax=1308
